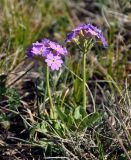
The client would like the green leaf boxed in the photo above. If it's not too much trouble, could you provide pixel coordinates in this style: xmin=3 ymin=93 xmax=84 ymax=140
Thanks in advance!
xmin=0 ymin=74 xmax=7 ymax=100
xmin=66 ymin=115 xmax=74 ymax=129
xmin=78 ymin=112 xmax=101 ymax=130
xmin=74 ymin=106 xmax=82 ymax=120
xmin=0 ymin=112 xmax=10 ymax=129
xmin=56 ymin=106 xmax=67 ymax=123
xmin=6 ymin=88 xmax=20 ymax=111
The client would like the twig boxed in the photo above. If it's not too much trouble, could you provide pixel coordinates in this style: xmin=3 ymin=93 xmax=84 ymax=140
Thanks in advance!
xmin=6 ymin=62 xmax=34 ymax=87
xmin=115 ymin=97 xmax=131 ymax=147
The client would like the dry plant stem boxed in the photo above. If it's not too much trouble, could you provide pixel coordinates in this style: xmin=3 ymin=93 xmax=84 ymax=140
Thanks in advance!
xmin=0 ymin=106 xmax=19 ymax=115
xmin=7 ymin=136 xmax=42 ymax=147
xmin=46 ymin=66 xmax=54 ymax=119
xmin=89 ymin=55 xmax=122 ymax=95
xmin=107 ymin=119 xmax=131 ymax=160
xmin=115 ymin=97 xmax=131 ymax=147
xmin=61 ymin=142 xmax=79 ymax=160
xmin=6 ymin=61 xmax=34 ymax=87
xmin=44 ymin=157 xmax=70 ymax=160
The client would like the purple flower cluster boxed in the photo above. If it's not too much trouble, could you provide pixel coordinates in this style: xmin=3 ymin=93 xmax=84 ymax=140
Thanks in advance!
xmin=65 ymin=24 xmax=107 ymax=48
xmin=28 ymin=39 xmax=67 ymax=71
xmin=28 ymin=24 xmax=107 ymax=71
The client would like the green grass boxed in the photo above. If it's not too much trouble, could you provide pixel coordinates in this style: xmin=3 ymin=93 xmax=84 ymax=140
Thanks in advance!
xmin=0 ymin=0 xmax=71 ymax=73
xmin=0 ymin=0 xmax=131 ymax=159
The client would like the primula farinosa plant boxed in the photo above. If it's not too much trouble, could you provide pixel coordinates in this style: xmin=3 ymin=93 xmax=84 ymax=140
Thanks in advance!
xmin=28 ymin=39 xmax=67 ymax=118
xmin=65 ymin=23 xmax=107 ymax=113
xmin=27 ymin=23 xmax=107 ymax=121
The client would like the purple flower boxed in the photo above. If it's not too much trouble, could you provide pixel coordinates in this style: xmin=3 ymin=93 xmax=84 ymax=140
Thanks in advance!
xmin=65 ymin=31 xmax=78 ymax=43
xmin=28 ymin=39 xmax=67 ymax=71
xmin=45 ymin=53 xmax=63 ymax=71
xmin=65 ymin=23 xmax=108 ymax=48
xmin=43 ymin=40 xmax=67 ymax=56
xmin=28 ymin=41 xmax=49 ymax=58
xmin=99 ymin=34 xmax=108 ymax=48
xmin=42 ymin=38 xmax=50 ymax=47
xmin=72 ymin=24 xmax=88 ymax=32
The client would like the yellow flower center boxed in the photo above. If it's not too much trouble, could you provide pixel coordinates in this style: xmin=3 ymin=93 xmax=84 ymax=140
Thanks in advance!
xmin=52 ymin=59 xmax=55 ymax=62
xmin=39 ymin=46 xmax=44 ymax=54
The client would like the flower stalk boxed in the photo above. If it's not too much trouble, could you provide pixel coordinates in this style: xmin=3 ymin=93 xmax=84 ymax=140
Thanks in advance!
xmin=82 ymin=39 xmax=93 ymax=112
xmin=46 ymin=66 xmax=54 ymax=119
xmin=82 ymin=49 xmax=87 ymax=111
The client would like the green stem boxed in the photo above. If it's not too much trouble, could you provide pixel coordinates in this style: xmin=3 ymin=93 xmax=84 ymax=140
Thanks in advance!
xmin=82 ymin=40 xmax=93 ymax=112
xmin=82 ymin=51 xmax=87 ymax=112
xmin=46 ymin=66 xmax=54 ymax=119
